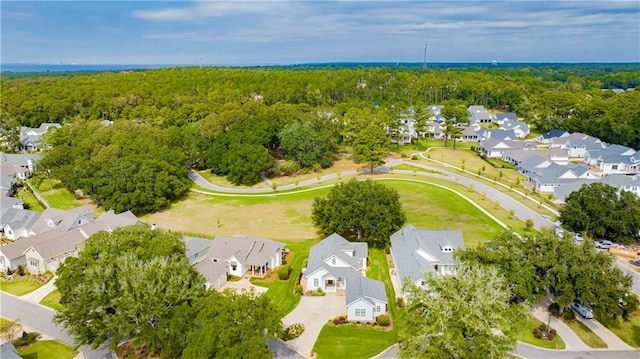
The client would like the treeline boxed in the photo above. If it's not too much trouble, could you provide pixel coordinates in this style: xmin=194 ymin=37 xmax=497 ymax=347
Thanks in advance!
xmin=2 ymin=65 xmax=640 ymax=214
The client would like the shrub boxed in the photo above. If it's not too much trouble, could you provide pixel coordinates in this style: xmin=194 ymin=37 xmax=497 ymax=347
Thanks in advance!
xmin=14 ymin=331 xmax=38 ymax=347
xmin=411 ymin=155 xmax=418 ymax=160
xmin=294 ymin=284 xmax=303 ymax=296
xmin=333 ymin=315 xmax=346 ymax=325
xmin=561 ymin=309 xmax=575 ymax=320
xmin=16 ymin=265 xmax=25 ymax=276
xmin=283 ymin=323 xmax=304 ymax=341
xmin=278 ymin=266 xmax=291 ymax=280
xmin=376 ymin=314 xmax=391 ymax=327
xmin=310 ymin=288 xmax=325 ymax=296
xmin=396 ymin=297 xmax=404 ymax=309
xmin=384 ymin=245 xmax=391 ymax=254
xmin=548 ymin=302 xmax=561 ymax=317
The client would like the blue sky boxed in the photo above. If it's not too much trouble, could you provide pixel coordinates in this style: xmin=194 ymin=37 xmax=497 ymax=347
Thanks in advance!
xmin=2 ymin=1 xmax=639 ymax=65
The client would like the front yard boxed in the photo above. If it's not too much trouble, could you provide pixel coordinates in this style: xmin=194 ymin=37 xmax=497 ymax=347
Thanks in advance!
xmin=0 ymin=272 xmax=52 ymax=296
xmin=17 ymin=340 xmax=78 ymax=359
xmin=600 ymin=308 xmax=640 ymax=348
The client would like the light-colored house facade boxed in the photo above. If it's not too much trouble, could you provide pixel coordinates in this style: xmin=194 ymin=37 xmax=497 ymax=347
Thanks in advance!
xmin=204 ymin=235 xmax=284 ymax=278
xmin=346 ymin=276 xmax=387 ymax=322
xmin=390 ymin=225 xmax=465 ymax=295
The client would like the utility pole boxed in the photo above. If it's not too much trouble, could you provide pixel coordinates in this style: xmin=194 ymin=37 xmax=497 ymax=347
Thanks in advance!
xmin=423 ymin=43 xmax=428 ymax=70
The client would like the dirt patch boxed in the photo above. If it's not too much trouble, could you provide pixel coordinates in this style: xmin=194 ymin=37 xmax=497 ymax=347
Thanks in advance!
xmin=116 ymin=340 xmax=159 ymax=359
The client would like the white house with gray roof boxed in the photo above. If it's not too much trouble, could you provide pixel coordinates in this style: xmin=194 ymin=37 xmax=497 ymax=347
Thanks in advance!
xmin=205 ymin=234 xmax=284 ymax=278
xmin=584 ymin=144 xmax=639 ymax=175
xmin=467 ymin=105 xmax=491 ymax=125
xmin=526 ymin=163 xmax=597 ymax=193
xmin=553 ymin=175 xmax=640 ymax=203
xmin=304 ymin=233 xmax=387 ymax=322
xmin=0 ymin=207 xmax=40 ymax=240
xmin=390 ymin=225 xmax=465 ymax=295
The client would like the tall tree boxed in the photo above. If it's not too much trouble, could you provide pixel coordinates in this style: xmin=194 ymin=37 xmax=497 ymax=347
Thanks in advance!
xmin=279 ymin=121 xmax=337 ymax=168
xmin=54 ymin=225 xmax=206 ymax=357
xmin=312 ymin=179 xmax=405 ymax=242
xmin=560 ymin=182 xmax=640 ymax=243
xmin=399 ymin=262 xmax=528 ymax=359
xmin=353 ymin=123 xmax=389 ymax=173
xmin=440 ymin=101 xmax=470 ymax=149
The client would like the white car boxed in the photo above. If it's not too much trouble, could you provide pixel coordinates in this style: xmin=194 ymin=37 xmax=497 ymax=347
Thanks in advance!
xmin=573 ymin=233 xmax=583 ymax=242
xmin=571 ymin=301 xmax=594 ymax=319
xmin=594 ymin=240 xmax=612 ymax=249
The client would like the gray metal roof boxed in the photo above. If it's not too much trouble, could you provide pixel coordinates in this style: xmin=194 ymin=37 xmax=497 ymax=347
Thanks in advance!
xmin=346 ymin=276 xmax=387 ymax=306
xmin=305 ymin=233 xmax=368 ymax=279
xmin=390 ymin=225 xmax=465 ymax=285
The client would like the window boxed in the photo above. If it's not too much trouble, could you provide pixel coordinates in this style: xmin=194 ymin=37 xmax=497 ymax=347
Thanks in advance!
xmin=230 ymin=262 xmax=237 ymax=271
xmin=47 ymin=219 xmax=54 ymax=228
xmin=331 ymin=258 xmax=336 ymax=265
xmin=376 ymin=306 xmax=381 ymax=313
xmin=29 ymin=259 xmax=38 ymax=267
xmin=355 ymin=308 xmax=366 ymax=317
xmin=314 ymin=278 xmax=319 ymax=287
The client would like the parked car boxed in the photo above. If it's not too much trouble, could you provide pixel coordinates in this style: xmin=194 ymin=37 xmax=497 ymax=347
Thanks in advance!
xmin=594 ymin=240 xmax=612 ymax=249
xmin=629 ymin=259 xmax=640 ymax=267
xmin=571 ymin=301 xmax=594 ymax=319
xmin=573 ymin=232 xmax=584 ymax=242
xmin=555 ymin=226 xmax=565 ymax=238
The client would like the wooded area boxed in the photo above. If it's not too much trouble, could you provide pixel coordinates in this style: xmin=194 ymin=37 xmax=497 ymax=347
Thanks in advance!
xmin=2 ymin=65 xmax=639 ymax=214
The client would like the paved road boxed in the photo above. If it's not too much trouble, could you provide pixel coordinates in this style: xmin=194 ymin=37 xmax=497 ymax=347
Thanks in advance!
xmin=0 ymin=291 xmax=111 ymax=359
xmin=614 ymin=257 xmax=640 ymax=296
xmin=515 ymin=342 xmax=640 ymax=359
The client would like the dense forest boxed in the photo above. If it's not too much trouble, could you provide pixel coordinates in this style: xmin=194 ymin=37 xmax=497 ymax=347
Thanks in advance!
xmin=1 ymin=65 xmax=639 ymax=214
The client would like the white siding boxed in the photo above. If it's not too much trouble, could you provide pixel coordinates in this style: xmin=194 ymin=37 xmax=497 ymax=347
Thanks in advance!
xmin=227 ymin=256 xmax=244 ymax=277
xmin=347 ymin=298 xmax=375 ymax=322
xmin=306 ymin=268 xmax=328 ymax=291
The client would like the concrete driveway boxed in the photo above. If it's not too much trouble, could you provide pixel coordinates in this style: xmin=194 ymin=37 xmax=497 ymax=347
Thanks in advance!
xmin=282 ymin=295 xmax=346 ymax=358
xmin=220 ymin=277 xmax=268 ymax=294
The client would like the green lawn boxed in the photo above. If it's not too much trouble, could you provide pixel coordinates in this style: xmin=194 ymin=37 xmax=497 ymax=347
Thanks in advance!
xmin=313 ymin=324 xmax=397 ymax=359
xmin=0 ymin=277 xmax=49 ymax=296
xmin=515 ymin=314 xmax=566 ymax=349
xmin=39 ymin=289 xmax=64 ymax=311
xmin=17 ymin=340 xmax=78 ymax=359
xmin=562 ymin=318 xmax=607 ymax=348
xmin=15 ymin=188 xmax=45 ymax=212
xmin=40 ymin=188 xmax=80 ymax=210
xmin=251 ymin=240 xmax=319 ymax=315
xmin=599 ymin=309 xmax=640 ymax=348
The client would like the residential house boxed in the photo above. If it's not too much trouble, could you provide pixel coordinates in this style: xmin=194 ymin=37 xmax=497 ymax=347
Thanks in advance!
xmin=535 ymin=129 xmax=570 ymax=144
xmin=390 ymin=225 xmax=465 ymax=295
xmin=304 ymin=233 xmax=368 ymax=294
xmin=518 ymin=154 xmax=554 ymax=176
xmin=304 ymin=233 xmax=387 ymax=322
xmin=0 ymin=209 xmax=139 ymax=274
xmin=477 ymin=129 xmax=517 ymax=142
xmin=0 ymin=194 xmax=24 ymax=209
xmin=501 ymin=120 xmax=530 ymax=139
xmin=194 ymin=258 xmax=228 ymax=290
xmin=467 ymin=105 xmax=491 ymax=125
xmin=549 ymin=133 xmax=605 ymax=158
xmin=502 ymin=148 xmax=569 ymax=167
xmin=346 ymin=276 xmax=387 ymax=322
xmin=0 ymin=152 xmax=41 ymax=179
xmin=526 ymin=163 xmax=597 ymax=193
xmin=425 ymin=121 xmax=443 ymax=139
xmin=428 ymin=105 xmax=444 ymax=122
xmin=584 ymin=144 xmax=639 ymax=175
xmin=0 ymin=341 xmax=22 ymax=359
xmin=18 ymin=123 xmax=61 ymax=152
xmin=203 ymin=234 xmax=284 ymax=278
xmin=553 ymin=175 xmax=640 ymax=203
xmin=0 ymin=175 xmax=17 ymax=197
xmin=479 ymin=139 xmax=536 ymax=158
xmin=459 ymin=126 xmax=479 ymax=142
xmin=182 ymin=236 xmax=212 ymax=265
xmin=493 ymin=112 xmax=518 ymax=125
xmin=0 ymin=207 xmax=40 ymax=240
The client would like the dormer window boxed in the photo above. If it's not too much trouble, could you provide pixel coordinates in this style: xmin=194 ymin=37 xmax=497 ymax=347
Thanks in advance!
xmin=47 ymin=219 xmax=55 ymax=228
xmin=442 ymin=246 xmax=454 ymax=253
xmin=331 ymin=258 xmax=336 ymax=265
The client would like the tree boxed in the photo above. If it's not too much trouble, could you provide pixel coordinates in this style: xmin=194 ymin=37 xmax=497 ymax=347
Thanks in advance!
xmin=440 ymin=102 xmax=470 ymax=149
xmin=312 ymin=179 xmax=405 ymax=242
xmin=279 ymin=121 xmax=337 ymax=168
xmin=560 ymin=183 xmax=640 ymax=243
xmin=353 ymin=124 xmax=389 ymax=173
xmin=399 ymin=262 xmax=528 ymax=359
xmin=182 ymin=289 xmax=283 ymax=359
xmin=54 ymin=225 xmax=207 ymax=357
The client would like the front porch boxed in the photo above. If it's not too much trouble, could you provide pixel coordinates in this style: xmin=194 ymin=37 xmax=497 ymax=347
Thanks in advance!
xmin=323 ymin=277 xmax=346 ymax=294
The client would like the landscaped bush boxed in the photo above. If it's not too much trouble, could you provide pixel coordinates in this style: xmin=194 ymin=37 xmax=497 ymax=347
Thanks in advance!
xmin=310 ymin=288 xmax=325 ymax=296
xmin=396 ymin=297 xmax=404 ymax=309
xmin=333 ymin=315 xmax=346 ymax=325
xmin=376 ymin=314 xmax=390 ymax=327
xmin=532 ymin=323 xmax=556 ymax=341
xmin=278 ymin=265 xmax=291 ymax=280
xmin=283 ymin=323 xmax=304 ymax=341
xmin=561 ymin=308 xmax=575 ymax=320
xmin=16 ymin=265 xmax=25 ymax=276
xmin=548 ymin=302 xmax=561 ymax=317
xmin=294 ymin=284 xmax=303 ymax=295
xmin=13 ymin=331 xmax=39 ymax=347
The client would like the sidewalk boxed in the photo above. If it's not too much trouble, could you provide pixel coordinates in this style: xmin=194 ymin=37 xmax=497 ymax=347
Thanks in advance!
xmin=20 ymin=276 xmax=57 ymax=306
xmin=531 ymin=296 xmax=590 ymax=350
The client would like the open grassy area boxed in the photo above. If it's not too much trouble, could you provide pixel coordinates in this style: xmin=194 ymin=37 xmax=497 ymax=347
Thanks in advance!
xmin=313 ymin=324 xmax=397 ymax=359
xmin=17 ymin=340 xmax=78 ymax=359
xmin=39 ymin=289 xmax=64 ymax=311
xmin=561 ymin=318 xmax=607 ymax=348
xmin=515 ymin=314 xmax=566 ymax=349
xmin=144 ymin=177 xmax=508 ymax=246
xmin=599 ymin=309 xmax=640 ymax=348
xmin=15 ymin=188 xmax=45 ymax=212
xmin=0 ymin=274 xmax=51 ymax=296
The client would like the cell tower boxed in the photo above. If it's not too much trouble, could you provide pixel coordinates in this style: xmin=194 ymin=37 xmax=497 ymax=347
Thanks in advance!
xmin=423 ymin=43 xmax=428 ymax=70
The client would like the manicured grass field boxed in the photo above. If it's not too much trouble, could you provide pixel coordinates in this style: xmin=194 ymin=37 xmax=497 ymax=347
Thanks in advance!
xmin=515 ymin=314 xmax=566 ymax=349
xmin=15 ymin=188 xmax=45 ymax=212
xmin=40 ymin=188 xmax=80 ymax=210
xmin=17 ymin=340 xmax=78 ymax=359
xmin=562 ymin=318 xmax=607 ymax=348
xmin=39 ymin=289 xmax=64 ymax=311
xmin=144 ymin=177 xmax=507 ymax=246
xmin=0 ymin=279 xmax=45 ymax=296
xmin=313 ymin=324 xmax=397 ymax=359
xmin=600 ymin=309 xmax=640 ymax=348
